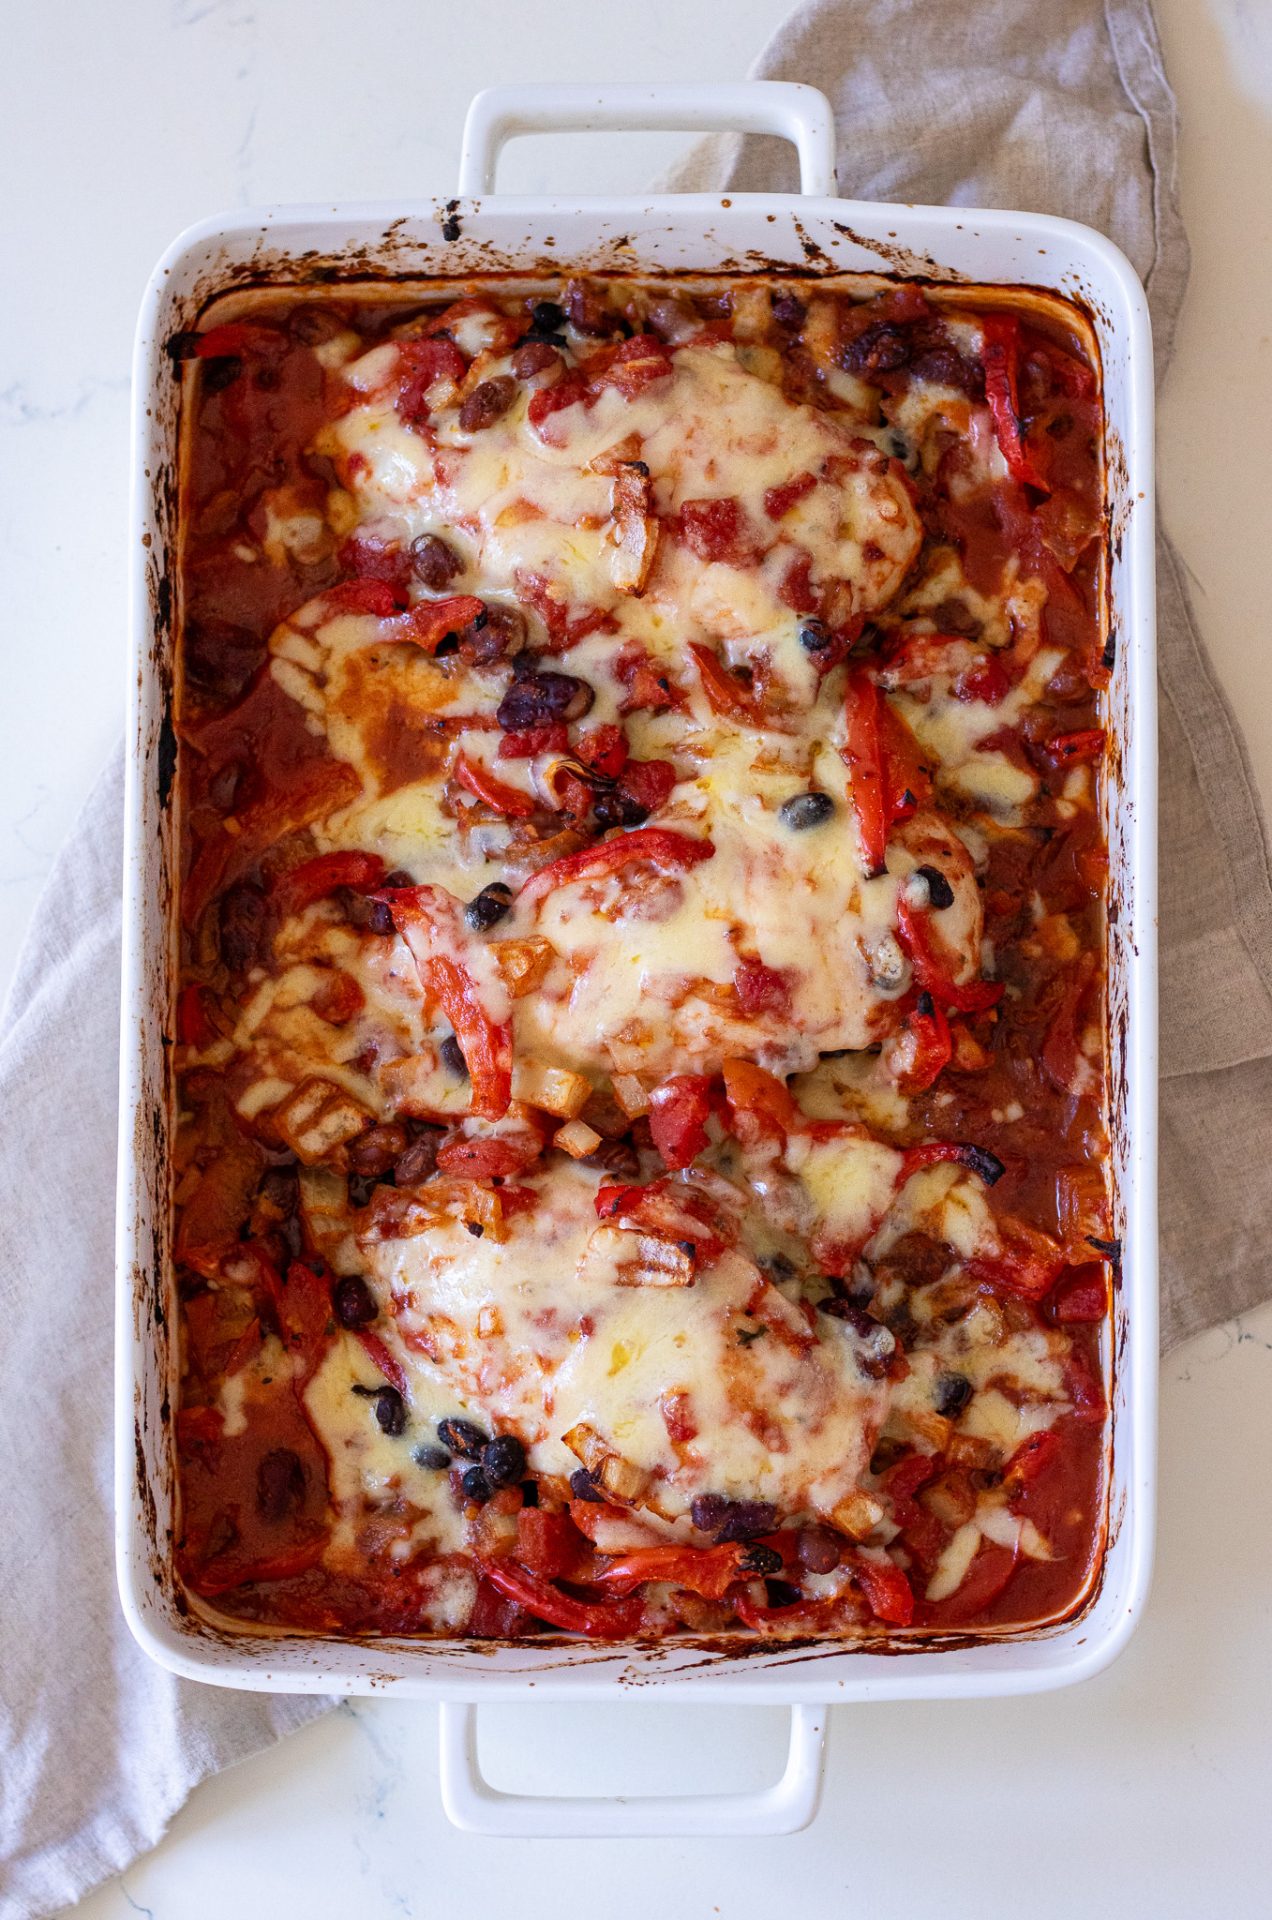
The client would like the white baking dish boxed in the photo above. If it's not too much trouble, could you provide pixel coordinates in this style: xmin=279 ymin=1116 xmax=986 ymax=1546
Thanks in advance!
xmin=117 ymin=81 xmax=1158 ymax=1836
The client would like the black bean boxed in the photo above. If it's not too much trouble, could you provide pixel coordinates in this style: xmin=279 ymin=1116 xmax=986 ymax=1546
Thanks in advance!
xmin=383 ymin=867 xmax=416 ymax=888
xmin=437 ymin=1417 xmax=489 ymax=1459
xmin=570 ymin=1467 xmax=604 ymax=1503
xmin=798 ymin=618 xmax=832 ymax=654
xmin=914 ymin=864 xmax=955 ymax=910
xmin=740 ymin=1543 xmax=784 ymax=1576
xmin=934 ymin=1372 xmax=973 ymax=1418
xmin=796 ymin=1527 xmax=843 ymax=1575
xmin=256 ymin=1448 xmax=306 ymax=1523
xmin=530 ymin=300 xmax=567 ymax=335
xmin=461 ymin=1464 xmax=492 ymax=1502
xmin=394 ymin=1129 xmax=442 ymax=1186
xmin=839 ymin=323 xmax=910 ymax=376
xmin=373 ymin=1387 xmax=407 ymax=1436
xmin=341 ymin=888 xmax=395 ymax=936
xmin=412 ymin=1444 xmax=452 ymax=1471
xmin=203 ymin=355 xmax=243 ymax=393
xmin=496 ymin=670 xmax=595 ymax=731
xmin=481 ymin=1433 xmax=527 ymax=1488
xmin=460 ymin=604 xmax=525 ymax=666
xmin=512 ymin=340 xmax=563 ymax=380
xmin=770 ymin=290 xmax=807 ymax=329
xmin=440 ymin=1033 xmax=468 ymax=1078
xmin=464 ymin=882 xmax=514 ymax=932
xmin=780 ymin=791 xmax=836 ymax=831
xmin=765 ymin=1579 xmax=804 ymax=1609
xmin=459 ymin=376 xmax=517 ymax=433
xmin=410 ymin=533 xmax=463 ymax=589
xmin=716 ymin=1500 xmax=778 ymax=1544
xmin=592 ymin=789 xmax=650 ymax=830
xmin=332 ymin=1274 xmax=377 ymax=1328
xmin=218 ymin=882 xmax=269 ymax=972
xmin=519 ymin=1479 xmax=540 ymax=1507
xmin=690 ymin=1492 xmax=731 ymax=1533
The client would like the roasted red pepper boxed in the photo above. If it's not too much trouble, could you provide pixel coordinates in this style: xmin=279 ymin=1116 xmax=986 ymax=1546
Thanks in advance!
xmin=895 ymin=894 xmax=1005 ymax=1015
xmin=890 ymin=990 xmax=952 ymax=1091
xmin=840 ymin=668 xmax=889 ymax=877
xmin=981 ymin=314 xmax=1051 ymax=492
xmin=594 ymin=1544 xmax=747 ymax=1601
xmin=480 ymin=1559 xmax=644 ymax=1639
xmin=848 ymin=1554 xmax=916 ymax=1626
xmin=274 ymin=849 xmax=386 ymax=918
xmin=435 ymin=1135 xmax=541 ymax=1179
xmin=452 ymin=750 xmax=536 ymax=818
xmin=688 ymin=642 xmax=770 ymax=727
xmin=381 ymin=885 xmax=513 ymax=1120
xmin=403 ymin=595 xmax=486 ymax=654
xmin=648 ymin=1074 xmax=714 ymax=1171
xmin=519 ymin=826 xmax=715 ymax=905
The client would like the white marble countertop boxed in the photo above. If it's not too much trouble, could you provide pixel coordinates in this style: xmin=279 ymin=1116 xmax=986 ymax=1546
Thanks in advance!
xmin=5 ymin=0 xmax=1271 ymax=1913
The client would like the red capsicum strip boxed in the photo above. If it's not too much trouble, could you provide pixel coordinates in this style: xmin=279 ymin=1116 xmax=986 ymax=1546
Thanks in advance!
xmin=840 ymin=668 xmax=889 ymax=878
xmin=380 ymin=886 xmax=513 ymax=1119
xmin=1044 ymin=728 xmax=1105 ymax=767
xmin=688 ymin=642 xmax=771 ymax=728
xmin=274 ymin=849 xmax=386 ymax=918
xmin=895 ymin=895 xmax=1005 ymax=1015
xmin=481 ymin=1559 xmax=644 ymax=1639
xmin=592 ymin=1544 xmax=748 ymax=1601
xmin=519 ymin=827 xmax=715 ymax=905
xmin=894 ymin=991 xmax=952 ymax=1091
xmin=452 ymin=751 xmax=536 ymax=818
xmin=981 ymin=314 xmax=1050 ymax=493
xmin=186 ymin=1536 xmax=329 ymax=1598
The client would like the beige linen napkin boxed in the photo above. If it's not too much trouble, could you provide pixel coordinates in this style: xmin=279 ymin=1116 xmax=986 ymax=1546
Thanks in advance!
xmin=661 ymin=0 xmax=1272 ymax=1349
xmin=4 ymin=2 xmax=1270 ymax=1913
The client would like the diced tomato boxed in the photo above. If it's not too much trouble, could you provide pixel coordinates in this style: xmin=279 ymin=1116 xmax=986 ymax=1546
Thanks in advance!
xmin=403 ymin=595 xmax=486 ymax=654
xmin=1043 ymin=728 xmax=1105 ymax=768
xmin=895 ymin=895 xmax=1005 ymax=1015
xmin=1047 ymin=1262 xmax=1109 ymax=1325
xmin=396 ymin=336 xmax=467 ymax=427
xmin=193 ymin=321 xmax=286 ymax=360
xmin=452 ymin=750 xmax=536 ymax=818
xmin=678 ymin=497 xmax=758 ymax=567
xmin=981 ymin=314 xmax=1051 ymax=492
xmin=1040 ymin=954 xmax=1097 ymax=1095
xmin=435 ymin=1135 xmax=540 ymax=1178
xmin=763 ymin=472 xmax=818 ymax=520
xmin=323 ymin=578 xmax=407 ymax=616
xmin=527 ymin=368 xmax=591 ymax=436
xmin=648 ymin=1074 xmax=713 ymax=1170
xmin=778 ymin=550 xmax=818 ymax=615
xmin=467 ymin=1574 xmax=531 ymax=1638
xmin=497 ymin=723 xmax=569 ymax=760
xmin=924 ymin=1541 xmax=1019 ymax=1623
xmin=966 ymin=1218 xmax=1068 ymax=1300
xmin=311 ymin=969 xmax=365 ymax=1026
xmin=480 ymin=1559 xmax=643 ymax=1639
xmin=574 ymin=724 xmax=628 ymax=778
xmin=594 ymin=1544 xmax=747 ymax=1601
xmin=848 ymin=1555 xmax=915 ymax=1626
xmin=688 ymin=642 xmax=770 ymax=727
xmin=891 ymin=990 xmax=952 ymax=1091
xmin=337 ymin=535 xmax=414 ymax=596
xmin=518 ymin=826 xmax=714 ymax=905
xmin=586 ymin=333 xmax=673 ymax=397
xmin=734 ymin=958 xmax=792 ymax=1018
xmin=840 ymin=669 xmax=889 ymax=877
xmin=260 ymin=1260 xmax=335 ymax=1389
xmin=176 ymin=983 xmax=215 ymax=1049
xmin=1064 ymin=1347 xmax=1107 ymax=1423
xmin=618 ymin=758 xmax=677 ymax=814
xmin=1002 ymin=1429 xmax=1061 ymax=1492
xmin=273 ymin=849 xmax=386 ymax=918
xmin=515 ymin=1508 xmax=586 ymax=1580
xmin=593 ymin=1178 xmax=733 ymax=1261
xmin=955 ymin=654 xmax=1013 ymax=704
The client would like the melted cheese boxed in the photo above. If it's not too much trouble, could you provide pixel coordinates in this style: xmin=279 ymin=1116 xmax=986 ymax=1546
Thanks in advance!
xmin=360 ymin=1160 xmax=889 ymax=1524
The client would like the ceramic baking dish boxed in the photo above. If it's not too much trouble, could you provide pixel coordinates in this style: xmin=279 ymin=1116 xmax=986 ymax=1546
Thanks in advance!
xmin=117 ymin=81 xmax=1158 ymax=1836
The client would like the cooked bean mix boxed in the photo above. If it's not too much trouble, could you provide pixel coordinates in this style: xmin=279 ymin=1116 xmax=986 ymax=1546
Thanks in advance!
xmin=172 ymin=277 xmax=1111 ymax=1642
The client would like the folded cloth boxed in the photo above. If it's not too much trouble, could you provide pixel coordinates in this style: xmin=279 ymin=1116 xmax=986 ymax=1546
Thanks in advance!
xmin=0 ymin=753 xmax=330 ymax=1920
xmin=7 ymin=2 xmax=1272 ymax=1913
xmin=659 ymin=0 xmax=1272 ymax=1348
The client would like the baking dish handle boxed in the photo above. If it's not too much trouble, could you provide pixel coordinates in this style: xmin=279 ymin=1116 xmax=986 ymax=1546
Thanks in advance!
xmin=457 ymin=81 xmax=837 ymax=198
xmin=438 ymin=1700 xmax=826 ymax=1837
